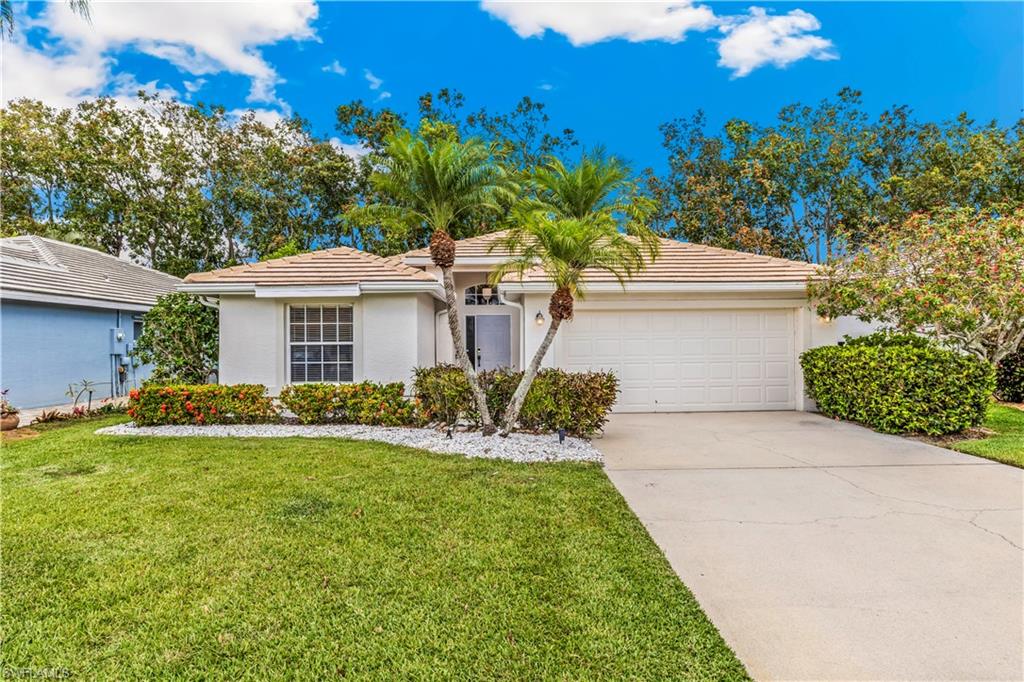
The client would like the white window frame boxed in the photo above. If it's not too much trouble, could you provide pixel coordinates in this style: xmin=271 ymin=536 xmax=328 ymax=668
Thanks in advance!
xmin=464 ymin=283 xmax=500 ymax=306
xmin=286 ymin=304 xmax=355 ymax=384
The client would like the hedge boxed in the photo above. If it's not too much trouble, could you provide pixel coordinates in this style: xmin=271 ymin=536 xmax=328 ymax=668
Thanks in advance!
xmin=996 ymin=348 xmax=1024 ymax=403
xmin=279 ymin=382 xmax=421 ymax=426
xmin=128 ymin=384 xmax=277 ymax=426
xmin=800 ymin=334 xmax=994 ymax=435
xmin=413 ymin=365 xmax=618 ymax=437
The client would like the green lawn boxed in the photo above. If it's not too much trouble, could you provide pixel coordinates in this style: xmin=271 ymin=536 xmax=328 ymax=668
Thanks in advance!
xmin=952 ymin=404 xmax=1024 ymax=468
xmin=1 ymin=417 xmax=746 ymax=680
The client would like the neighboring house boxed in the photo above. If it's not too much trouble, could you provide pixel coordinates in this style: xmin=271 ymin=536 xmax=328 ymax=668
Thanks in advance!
xmin=0 ymin=236 xmax=181 ymax=409
xmin=181 ymin=231 xmax=872 ymax=413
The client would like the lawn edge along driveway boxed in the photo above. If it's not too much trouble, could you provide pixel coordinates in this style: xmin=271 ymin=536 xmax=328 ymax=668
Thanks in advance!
xmin=2 ymin=416 xmax=748 ymax=680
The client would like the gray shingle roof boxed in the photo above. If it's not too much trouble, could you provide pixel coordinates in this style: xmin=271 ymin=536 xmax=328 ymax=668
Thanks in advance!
xmin=0 ymin=236 xmax=181 ymax=308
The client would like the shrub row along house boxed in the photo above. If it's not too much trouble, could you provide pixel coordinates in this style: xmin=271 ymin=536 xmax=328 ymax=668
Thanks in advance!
xmin=180 ymin=230 xmax=873 ymax=413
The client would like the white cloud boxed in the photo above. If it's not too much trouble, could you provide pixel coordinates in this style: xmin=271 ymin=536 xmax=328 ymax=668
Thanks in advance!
xmin=1 ymin=1 xmax=318 ymax=110
xmin=376 ymin=91 xmax=392 ymax=102
xmin=480 ymin=1 xmax=837 ymax=77
xmin=227 ymin=107 xmax=288 ymax=127
xmin=183 ymin=78 xmax=207 ymax=98
xmin=717 ymin=8 xmax=837 ymax=77
xmin=363 ymin=69 xmax=384 ymax=90
xmin=322 ymin=59 xmax=347 ymax=76
xmin=480 ymin=1 xmax=716 ymax=46
xmin=330 ymin=136 xmax=369 ymax=160
xmin=538 ymin=82 xmax=554 ymax=91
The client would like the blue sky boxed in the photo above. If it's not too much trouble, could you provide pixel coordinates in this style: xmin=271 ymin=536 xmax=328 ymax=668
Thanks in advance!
xmin=4 ymin=1 xmax=1021 ymax=173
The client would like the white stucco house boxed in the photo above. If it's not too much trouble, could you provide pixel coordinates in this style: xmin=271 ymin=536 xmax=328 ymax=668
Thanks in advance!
xmin=180 ymin=231 xmax=871 ymax=413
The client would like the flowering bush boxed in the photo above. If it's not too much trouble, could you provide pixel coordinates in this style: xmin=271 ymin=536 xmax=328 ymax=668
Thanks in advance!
xmin=413 ymin=365 xmax=618 ymax=437
xmin=279 ymin=382 xmax=421 ymax=426
xmin=128 ymin=384 xmax=277 ymax=426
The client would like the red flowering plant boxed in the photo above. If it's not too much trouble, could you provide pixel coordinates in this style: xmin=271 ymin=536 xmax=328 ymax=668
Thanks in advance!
xmin=279 ymin=382 xmax=422 ymax=426
xmin=128 ymin=384 xmax=277 ymax=426
xmin=810 ymin=207 xmax=1024 ymax=365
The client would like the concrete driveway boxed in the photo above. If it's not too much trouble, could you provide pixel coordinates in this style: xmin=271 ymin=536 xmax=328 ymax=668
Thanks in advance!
xmin=600 ymin=412 xmax=1023 ymax=681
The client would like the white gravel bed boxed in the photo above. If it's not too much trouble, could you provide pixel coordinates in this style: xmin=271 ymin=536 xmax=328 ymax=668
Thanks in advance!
xmin=95 ymin=422 xmax=602 ymax=464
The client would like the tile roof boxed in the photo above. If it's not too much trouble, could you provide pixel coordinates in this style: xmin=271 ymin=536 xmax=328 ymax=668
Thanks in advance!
xmin=184 ymin=246 xmax=437 ymax=285
xmin=402 ymin=230 xmax=515 ymax=259
xmin=500 ymin=237 xmax=819 ymax=284
xmin=0 ymin=236 xmax=181 ymax=307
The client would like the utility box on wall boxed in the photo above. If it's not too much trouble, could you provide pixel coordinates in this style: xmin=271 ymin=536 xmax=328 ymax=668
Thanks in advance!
xmin=109 ymin=328 xmax=127 ymax=356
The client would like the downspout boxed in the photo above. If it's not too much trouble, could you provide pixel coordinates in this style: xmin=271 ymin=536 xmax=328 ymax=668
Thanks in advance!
xmin=498 ymin=287 xmax=526 ymax=371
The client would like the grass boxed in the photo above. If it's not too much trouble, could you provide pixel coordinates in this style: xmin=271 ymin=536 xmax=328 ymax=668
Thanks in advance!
xmin=1 ymin=417 xmax=746 ymax=680
xmin=952 ymin=404 xmax=1024 ymax=468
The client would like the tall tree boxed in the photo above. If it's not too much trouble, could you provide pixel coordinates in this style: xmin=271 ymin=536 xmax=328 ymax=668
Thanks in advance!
xmin=491 ymin=152 xmax=658 ymax=435
xmin=335 ymin=88 xmax=578 ymax=255
xmin=1 ymin=95 xmax=358 ymax=276
xmin=355 ymin=131 xmax=517 ymax=435
xmin=810 ymin=207 xmax=1024 ymax=365
xmin=653 ymin=88 xmax=1023 ymax=262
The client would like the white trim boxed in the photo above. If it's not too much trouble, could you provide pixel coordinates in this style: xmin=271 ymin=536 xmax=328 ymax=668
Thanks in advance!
xmin=499 ymin=281 xmax=809 ymax=294
xmin=360 ymin=281 xmax=445 ymax=298
xmin=257 ymin=285 xmax=361 ymax=298
xmin=0 ymin=289 xmax=152 ymax=312
xmin=178 ymin=281 xmax=444 ymax=299
xmin=177 ymin=283 xmax=256 ymax=294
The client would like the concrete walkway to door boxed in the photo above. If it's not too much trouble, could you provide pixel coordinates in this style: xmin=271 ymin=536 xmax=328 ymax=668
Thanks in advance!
xmin=599 ymin=412 xmax=1023 ymax=681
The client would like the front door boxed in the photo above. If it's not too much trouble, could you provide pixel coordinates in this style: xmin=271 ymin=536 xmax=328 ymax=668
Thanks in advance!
xmin=468 ymin=315 xmax=511 ymax=370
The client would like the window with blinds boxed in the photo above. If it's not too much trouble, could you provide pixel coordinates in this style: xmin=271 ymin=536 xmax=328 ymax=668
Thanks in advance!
xmin=288 ymin=305 xmax=354 ymax=382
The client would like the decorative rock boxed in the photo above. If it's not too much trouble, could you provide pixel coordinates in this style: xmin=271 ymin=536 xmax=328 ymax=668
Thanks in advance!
xmin=94 ymin=423 xmax=602 ymax=464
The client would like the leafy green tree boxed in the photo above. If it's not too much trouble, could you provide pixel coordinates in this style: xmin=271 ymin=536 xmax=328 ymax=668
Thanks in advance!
xmin=135 ymin=292 xmax=219 ymax=384
xmin=1 ymin=95 xmax=358 ymax=276
xmin=810 ymin=207 xmax=1024 ymax=365
xmin=335 ymin=88 xmax=578 ymax=255
xmin=355 ymin=131 xmax=517 ymax=435
xmin=653 ymin=89 xmax=1023 ymax=262
xmin=491 ymin=153 xmax=658 ymax=435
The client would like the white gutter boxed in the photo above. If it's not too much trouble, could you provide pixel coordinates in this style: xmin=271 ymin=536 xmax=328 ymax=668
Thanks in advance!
xmin=177 ymin=281 xmax=445 ymax=300
xmin=498 ymin=281 xmax=810 ymax=294
xmin=0 ymin=289 xmax=152 ymax=312
xmin=498 ymin=288 xmax=526 ymax=370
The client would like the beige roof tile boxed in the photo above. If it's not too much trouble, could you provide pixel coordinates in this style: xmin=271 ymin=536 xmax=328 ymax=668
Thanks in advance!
xmin=500 ymin=237 xmax=819 ymax=284
xmin=0 ymin=236 xmax=180 ymax=306
xmin=184 ymin=246 xmax=437 ymax=285
xmin=402 ymin=230 xmax=515 ymax=259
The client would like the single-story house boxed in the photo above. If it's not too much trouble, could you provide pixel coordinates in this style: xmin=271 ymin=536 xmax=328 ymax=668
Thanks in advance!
xmin=181 ymin=231 xmax=872 ymax=413
xmin=0 ymin=236 xmax=181 ymax=409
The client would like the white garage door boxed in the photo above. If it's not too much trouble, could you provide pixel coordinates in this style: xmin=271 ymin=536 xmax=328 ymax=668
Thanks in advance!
xmin=559 ymin=309 xmax=796 ymax=412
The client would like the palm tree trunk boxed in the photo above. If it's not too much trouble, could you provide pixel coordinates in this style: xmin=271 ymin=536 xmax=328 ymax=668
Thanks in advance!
xmin=441 ymin=266 xmax=497 ymax=435
xmin=500 ymin=315 xmax=563 ymax=437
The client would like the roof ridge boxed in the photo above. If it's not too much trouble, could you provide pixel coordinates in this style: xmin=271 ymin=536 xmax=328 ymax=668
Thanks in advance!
xmin=26 ymin=236 xmax=65 ymax=269
xmin=657 ymin=237 xmax=814 ymax=268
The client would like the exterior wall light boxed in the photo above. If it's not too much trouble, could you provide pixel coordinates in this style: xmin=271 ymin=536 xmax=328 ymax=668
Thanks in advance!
xmin=535 ymin=311 xmax=545 ymax=326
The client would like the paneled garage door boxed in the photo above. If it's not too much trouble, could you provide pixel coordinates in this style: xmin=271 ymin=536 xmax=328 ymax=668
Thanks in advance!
xmin=559 ymin=309 xmax=795 ymax=412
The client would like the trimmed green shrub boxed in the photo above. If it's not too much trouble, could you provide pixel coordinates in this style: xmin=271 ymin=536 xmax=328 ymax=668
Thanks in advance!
xmin=129 ymin=384 xmax=277 ymax=426
xmin=800 ymin=336 xmax=994 ymax=435
xmin=996 ymin=348 xmax=1024 ymax=403
xmin=413 ymin=365 xmax=618 ymax=437
xmin=279 ymin=382 xmax=421 ymax=426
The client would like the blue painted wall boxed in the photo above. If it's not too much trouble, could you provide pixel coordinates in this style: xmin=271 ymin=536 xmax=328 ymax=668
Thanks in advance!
xmin=0 ymin=301 xmax=152 ymax=409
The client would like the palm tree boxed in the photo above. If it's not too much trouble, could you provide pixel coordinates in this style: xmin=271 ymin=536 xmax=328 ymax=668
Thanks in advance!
xmin=490 ymin=153 xmax=659 ymax=435
xmin=361 ymin=130 xmax=516 ymax=435
xmin=2 ymin=0 xmax=90 ymax=38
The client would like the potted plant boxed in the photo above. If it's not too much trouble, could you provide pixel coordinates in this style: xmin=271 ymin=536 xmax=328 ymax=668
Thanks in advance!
xmin=1 ymin=389 xmax=20 ymax=431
